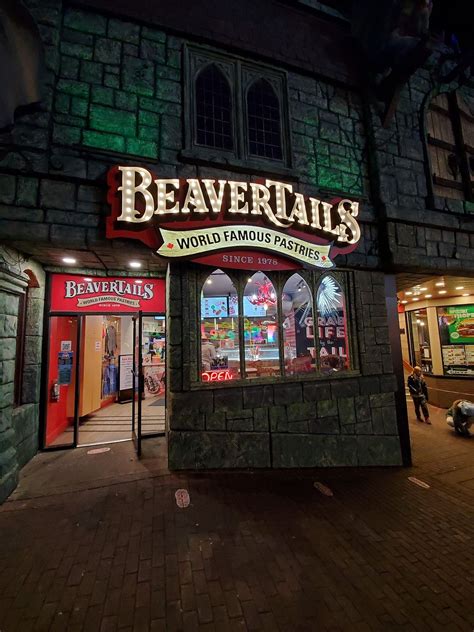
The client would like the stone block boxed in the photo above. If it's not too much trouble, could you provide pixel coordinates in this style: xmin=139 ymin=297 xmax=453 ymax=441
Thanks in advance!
xmin=140 ymin=40 xmax=166 ymax=63
xmin=168 ymin=431 xmax=270 ymax=469
xmin=303 ymin=381 xmax=331 ymax=402
xmin=0 ymin=315 xmax=17 ymax=338
xmin=155 ymin=78 xmax=181 ymax=103
xmin=50 ymin=225 xmax=87 ymax=248
xmin=355 ymin=395 xmax=371 ymax=422
xmin=288 ymin=421 xmax=309 ymax=433
xmin=317 ymin=399 xmax=337 ymax=418
xmin=269 ymin=406 xmax=287 ymax=432
xmin=330 ymin=378 xmax=360 ymax=399
xmin=227 ymin=418 xmax=253 ymax=432
xmin=214 ymin=388 xmax=243 ymax=413
xmin=359 ymin=377 xmax=380 ymax=394
xmin=82 ymin=130 xmax=124 ymax=153
xmin=16 ymin=177 xmax=39 ymax=207
xmin=108 ymin=18 xmax=140 ymax=44
xmin=0 ymin=293 xmax=20 ymax=318
xmin=382 ymin=408 xmax=398 ymax=434
xmin=89 ymin=105 xmax=136 ymax=137
xmin=274 ymin=383 xmax=302 ymax=406
xmin=122 ymin=56 xmax=154 ymax=96
xmin=369 ymin=392 xmax=395 ymax=408
xmin=272 ymin=434 xmax=356 ymax=468
xmin=64 ymin=8 xmax=107 ymax=35
xmin=357 ymin=436 xmax=402 ymax=466
xmin=21 ymin=365 xmax=41 ymax=404
xmin=205 ymin=412 xmax=226 ymax=431
xmin=337 ymin=397 xmax=356 ymax=424
xmin=0 ymin=175 xmax=16 ymax=204
xmin=253 ymin=408 xmax=269 ymax=432
xmin=0 ymin=339 xmax=16 ymax=362
xmin=356 ymin=421 xmax=373 ymax=434
xmin=287 ymin=402 xmax=315 ymax=422
xmin=40 ymin=180 xmax=76 ymax=210
xmin=94 ymin=38 xmax=121 ymax=64
xmin=243 ymin=385 xmax=273 ymax=408
xmin=309 ymin=416 xmax=339 ymax=434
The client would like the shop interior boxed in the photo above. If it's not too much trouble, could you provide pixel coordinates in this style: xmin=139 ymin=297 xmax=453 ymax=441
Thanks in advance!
xmin=398 ymin=275 xmax=474 ymax=408
xmin=200 ymin=269 xmax=349 ymax=379
xmin=45 ymin=314 xmax=166 ymax=447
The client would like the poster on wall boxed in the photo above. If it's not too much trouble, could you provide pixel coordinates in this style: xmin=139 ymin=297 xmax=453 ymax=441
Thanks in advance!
xmin=440 ymin=305 xmax=474 ymax=343
xmin=318 ymin=311 xmax=347 ymax=369
xmin=201 ymin=297 xmax=229 ymax=318
xmin=57 ymin=352 xmax=73 ymax=385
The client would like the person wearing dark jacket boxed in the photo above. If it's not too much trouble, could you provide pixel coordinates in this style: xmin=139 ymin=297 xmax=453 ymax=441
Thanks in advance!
xmin=446 ymin=399 xmax=474 ymax=436
xmin=407 ymin=366 xmax=431 ymax=424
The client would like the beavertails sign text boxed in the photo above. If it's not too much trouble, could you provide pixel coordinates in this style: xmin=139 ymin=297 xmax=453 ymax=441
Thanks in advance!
xmin=106 ymin=166 xmax=361 ymax=271
xmin=50 ymin=274 xmax=166 ymax=313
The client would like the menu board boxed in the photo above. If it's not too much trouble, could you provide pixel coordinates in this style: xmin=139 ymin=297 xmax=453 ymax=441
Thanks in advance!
xmin=442 ymin=345 xmax=466 ymax=366
xmin=441 ymin=345 xmax=474 ymax=376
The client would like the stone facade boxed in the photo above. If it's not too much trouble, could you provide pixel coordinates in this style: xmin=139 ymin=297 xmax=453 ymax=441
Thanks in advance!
xmin=0 ymin=246 xmax=45 ymax=502
xmin=1 ymin=0 xmax=473 ymax=486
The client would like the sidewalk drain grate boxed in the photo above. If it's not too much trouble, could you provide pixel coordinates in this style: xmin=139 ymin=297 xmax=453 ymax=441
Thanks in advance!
xmin=314 ymin=482 xmax=333 ymax=497
xmin=87 ymin=447 xmax=111 ymax=455
xmin=408 ymin=476 xmax=430 ymax=489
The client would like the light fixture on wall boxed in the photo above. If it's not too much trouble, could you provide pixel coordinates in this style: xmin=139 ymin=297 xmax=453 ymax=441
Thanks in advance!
xmin=62 ymin=257 xmax=77 ymax=264
xmin=129 ymin=261 xmax=141 ymax=269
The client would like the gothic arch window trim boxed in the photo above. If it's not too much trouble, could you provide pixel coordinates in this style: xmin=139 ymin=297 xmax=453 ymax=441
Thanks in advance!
xmin=197 ymin=269 xmax=355 ymax=383
xmin=246 ymin=78 xmax=283 ymax=161
xmin=194 ymin=63 xmax=234 ymax=151
xmin=184 ymin=45 xmax=291 ymax=171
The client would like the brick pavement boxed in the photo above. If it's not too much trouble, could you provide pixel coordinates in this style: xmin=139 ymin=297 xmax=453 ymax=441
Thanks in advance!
xmin=0 ymin=404 xmax=473 ymax=631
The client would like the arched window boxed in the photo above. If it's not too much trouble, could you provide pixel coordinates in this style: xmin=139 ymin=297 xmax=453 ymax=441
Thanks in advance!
xmin=316 ymin=275 xmax=349 ymax=373
xmin=200 ymin=269 xmax=239 ymax=380
xmin=243 ymin=272 xmax=280 ymax=378
xmin=282 ymin=274 xmax=315 ymax=375
xmin=247 ymin=79 xmax=283 ymax=160
xmin=195 ymin=64 xmax=233 ymax=150
xmin=426 ymin=91 xmax=474 ymax=201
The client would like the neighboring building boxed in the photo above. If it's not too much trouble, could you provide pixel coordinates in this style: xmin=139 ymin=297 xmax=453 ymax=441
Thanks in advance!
xmin=1 ymin=0 xmax=473 ymax=502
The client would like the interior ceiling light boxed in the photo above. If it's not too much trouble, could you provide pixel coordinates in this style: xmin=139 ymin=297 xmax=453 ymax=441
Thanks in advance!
xmin=456 ymin=286 xmax=464 ymax=290
xmin=462 ymin=293 xmax=470 ymax=297
xmin=438 ymin=290 xmax=447 ymax=294
xmin=62 ymin=257 xmax=77 ymax=264
xmin=129 ymin=261 xmax=141 ymax=269
xmin=405 ymin=291 xmax=413 ymax=295
xmin=401 ymin=300 xmax=408 ymax=304
xmin=206 ymin=279 xmax=212 ymax=284
xmin=435 ymin=281 xmax=444 ymax=287
xmin=135 ymin=279 xmax=143 ymax=284
xmin=412 ymin=298 xmax=419 ymax=301
xmin=419 ymin=287 xmax=428 ymax=291
xmin=425 ymin=294 xmax=432 ymax=298
xmin=84 ymin=277 xmax=92 ymax=281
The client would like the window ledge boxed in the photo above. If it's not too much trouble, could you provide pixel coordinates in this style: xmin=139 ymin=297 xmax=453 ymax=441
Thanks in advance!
xmin=189 ymin=369 xmax=361 ymax=390
xmin=179 ymin=149 xmax=299 ymax=182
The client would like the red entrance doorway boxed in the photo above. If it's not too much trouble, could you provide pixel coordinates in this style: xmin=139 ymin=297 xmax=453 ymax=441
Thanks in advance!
xmin=43 ymin=275 xmax=166 ymax=456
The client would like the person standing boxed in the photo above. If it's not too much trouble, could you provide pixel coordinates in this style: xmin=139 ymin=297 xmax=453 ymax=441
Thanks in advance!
xmin=201 ymin=336 xmax=217 ymax=372
xmin=407 ymin=366 xmax=431 ymax=424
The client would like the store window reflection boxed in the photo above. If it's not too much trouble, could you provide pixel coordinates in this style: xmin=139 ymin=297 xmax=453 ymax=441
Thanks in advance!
xmin=282 ymin=274 xmax=315 ymax=374
xmin=408 ymin=309 xmax=432 ymax=374
xmin=200 ymin=269 xmax=240 ymax=381
xmin=244 ymin=272 xmax=280 ymax=378
xmin=316 ymin=275 xmax=349 ymax=373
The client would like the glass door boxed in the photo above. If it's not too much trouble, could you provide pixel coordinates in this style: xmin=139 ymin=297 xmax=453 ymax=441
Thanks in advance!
xmin=131 ymin=312 xmax=143 ymax=456
xmin=44 ymin=316 xmax=81 ymax=448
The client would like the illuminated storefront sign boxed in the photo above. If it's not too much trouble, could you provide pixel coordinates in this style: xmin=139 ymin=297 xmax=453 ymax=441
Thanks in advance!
xmin=107 ymin=166 xmax=361 ymax=270
xmin=202 ymin=369 xmax=234 ymax=382
xmin=50 ymin=274 xmax=166 ymax=313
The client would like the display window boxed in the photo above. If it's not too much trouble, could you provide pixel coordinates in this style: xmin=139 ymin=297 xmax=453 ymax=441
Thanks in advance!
xmin=243 ymin=272 xmax=280 ymax=378
xmin=438 ymin=305 xmax=474 ymax=376
xmin=199 ymin=269 xmax=353 ymax=382
xmin=282 ymin=274 xmax=315 ymax=375
xmin=316 ymin=275 xmax=350 ymax=373
xmin=407 ymin=309 xmax=432 ymax=374
xmin=200 ymin=270 xmax=241 ymax=381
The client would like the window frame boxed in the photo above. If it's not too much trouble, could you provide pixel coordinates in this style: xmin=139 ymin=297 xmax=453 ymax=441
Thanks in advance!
xmin=197 ymin=268 xmax=357 ymax=384
xmin=184 ymin=44 xmax=292 ymax=172
xmin=426 ymin=91 xmax=474 ymax=204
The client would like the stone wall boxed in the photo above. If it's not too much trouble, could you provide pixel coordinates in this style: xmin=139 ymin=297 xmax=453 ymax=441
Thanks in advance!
xmin=167 ymin=263 xmax=402 ymax=469
xmin=372 ymin=67 xmax=474 ymax=275
xmin=0 ymin=247 xmax=45 ymax=502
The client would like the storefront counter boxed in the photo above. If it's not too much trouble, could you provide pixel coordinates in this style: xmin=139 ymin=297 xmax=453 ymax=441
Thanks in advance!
xmin=424 ymin=374 xmax=474 ymax=409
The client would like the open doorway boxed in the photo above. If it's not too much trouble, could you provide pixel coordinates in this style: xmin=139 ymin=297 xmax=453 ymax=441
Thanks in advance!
xmin=44 ymin=312 xmax=166 ymax=449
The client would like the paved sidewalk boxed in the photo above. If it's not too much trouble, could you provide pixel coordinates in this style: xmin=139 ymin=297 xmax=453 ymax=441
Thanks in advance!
xmin=0 ymin=405 xmax=473 ymax=632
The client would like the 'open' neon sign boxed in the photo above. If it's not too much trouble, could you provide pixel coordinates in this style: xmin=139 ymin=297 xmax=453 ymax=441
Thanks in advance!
xmin=202 ymin=370 xmax=234 ymax=382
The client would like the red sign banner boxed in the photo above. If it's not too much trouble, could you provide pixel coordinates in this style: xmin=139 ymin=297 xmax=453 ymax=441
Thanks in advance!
xmin=50 ymin=274 xmax=165 ymax=313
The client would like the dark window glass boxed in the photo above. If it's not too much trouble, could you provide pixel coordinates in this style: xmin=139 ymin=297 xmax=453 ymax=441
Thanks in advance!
xmin=247 ymin=79 xmax=282 ymax=160
xmin=195 ymin=65 xmax=233 ymax=150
